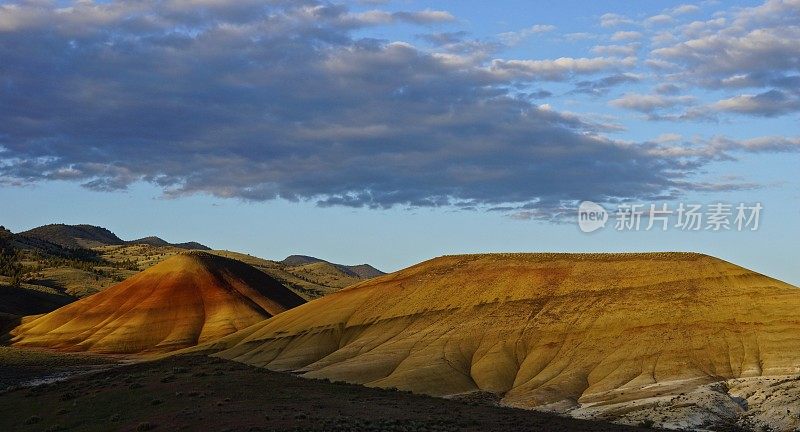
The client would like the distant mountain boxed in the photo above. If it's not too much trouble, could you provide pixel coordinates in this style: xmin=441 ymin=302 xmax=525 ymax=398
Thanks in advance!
xmin=14 ymin=224 xmax=210 ymax=251
xmin=172 ymin=241 xmax=211 ymax=250
xmin=129 ymin=236 xmax=211 ymax=250
xmin=281 ymin=255 xmax=325 ymax=266
xmin=20 ymin=224 xmax=124 ymax=249
xmin=281 ymin=255 xmax=385 ymax=278
xmin=346 ymin=263 xmax=386 ymax=279
xmin=129 ymin=236 xmax=171 ymax=247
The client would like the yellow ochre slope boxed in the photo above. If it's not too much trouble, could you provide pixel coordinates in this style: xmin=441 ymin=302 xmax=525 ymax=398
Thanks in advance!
xmin=11 ymin=251 xmax=305 ymax=354
xmin=199 ymin=252 xmax=800 ymax=409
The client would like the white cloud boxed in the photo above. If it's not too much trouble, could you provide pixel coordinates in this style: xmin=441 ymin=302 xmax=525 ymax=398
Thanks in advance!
xmin=591 ymin=44 xmax=638 ymax=57
xmin=610 ymin=93 xmax=696 ymax=113
xmin=490 ymin=56 xmax=636 ymax=81
xmin=671 ymin=4 xmax=700 ymax=16
xmin=611 ymin=31 xmax=642 ymax=41
xmin=644 ymin=14 xmax=673 ymax=27
xmin=600 ymin=13 xmax=634 ymax=28
xmin=498 ymin=24 xmax=556 ymax=45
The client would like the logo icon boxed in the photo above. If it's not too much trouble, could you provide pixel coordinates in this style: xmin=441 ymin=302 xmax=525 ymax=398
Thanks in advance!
xmin=578 ymin=201 xmax=608 ymax=233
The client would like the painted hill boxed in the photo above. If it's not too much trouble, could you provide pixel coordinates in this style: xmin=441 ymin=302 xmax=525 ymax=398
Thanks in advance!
xmin=196 ymin=253 xmax=800 ymax=422
xmin=281 ymin=254 xmax=385 ymax=279
xmin=10 ymin=251 xmax=305 ymax=354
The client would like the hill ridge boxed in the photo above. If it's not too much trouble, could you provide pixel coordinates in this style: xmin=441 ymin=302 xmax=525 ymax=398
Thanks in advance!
xmin=281 ymin=254 xmax=385 ymax=278
xmin=15 ymin=223 xmax=210 ymax=251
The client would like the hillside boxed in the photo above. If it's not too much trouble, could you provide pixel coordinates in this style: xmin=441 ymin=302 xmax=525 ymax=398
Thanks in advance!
xmin=0 ymin=354 xmax=655 ymax=432
xmin=212 ymin=250 xmax=384 ymax=299
xmin=282 ymin=254 xmax=385 ymax=279
xmin=1 ymin=224 xmax=383 ymax=315
xmin=129 ymin=236 xmax=211 ymax=250
xmin=10 ymin=252 xmax=305 ymax=354
xmin=16 ymin=224 xmax=209 ymax=252
xmin=194 ymin=253 xmax=800 ymax=430
xmin=3 ymin=225 xmax=211 ymax=302
xmin=19 ymin=224 xmax=124 ymax=249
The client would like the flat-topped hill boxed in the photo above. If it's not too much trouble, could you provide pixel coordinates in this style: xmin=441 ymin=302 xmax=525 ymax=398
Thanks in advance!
xmin=193 ymin=252 xmax=800 ymax=411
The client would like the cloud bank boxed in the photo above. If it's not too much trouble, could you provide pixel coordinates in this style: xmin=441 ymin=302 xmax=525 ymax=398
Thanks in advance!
xmin=0 ymin=0 xmax=797 ymax=218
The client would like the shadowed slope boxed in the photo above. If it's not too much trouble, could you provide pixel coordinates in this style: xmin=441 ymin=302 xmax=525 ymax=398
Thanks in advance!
xmin=198 ymin=253 xmax=800 ymax=410
xmin=10 ymin=252 xmax=305 ymax=354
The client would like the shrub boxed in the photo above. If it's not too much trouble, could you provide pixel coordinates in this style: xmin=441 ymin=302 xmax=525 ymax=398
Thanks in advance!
xmin=24 ymin=415 xmax=42 ymax=425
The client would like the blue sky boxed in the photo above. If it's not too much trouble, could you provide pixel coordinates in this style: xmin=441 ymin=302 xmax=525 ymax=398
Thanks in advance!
xmin=1 ymin=0 xmax=798 ymax=283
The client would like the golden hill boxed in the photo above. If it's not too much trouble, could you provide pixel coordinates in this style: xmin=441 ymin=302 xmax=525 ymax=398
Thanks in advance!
xmin=196 ymin=252 xmax=800 ymax=410
xmin=10 ymin=252 xmax=305 ymax=354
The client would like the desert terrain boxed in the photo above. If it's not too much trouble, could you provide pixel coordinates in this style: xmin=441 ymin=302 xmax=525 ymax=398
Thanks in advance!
xmin=0 ymin=351 xmax=658 ymax=432
xmin=3 ymin=226 xmax=800 ymax=431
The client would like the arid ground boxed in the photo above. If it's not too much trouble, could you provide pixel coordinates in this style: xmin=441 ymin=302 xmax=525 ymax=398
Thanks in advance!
xmin=0 ymin=352 xmax=657 ymax=432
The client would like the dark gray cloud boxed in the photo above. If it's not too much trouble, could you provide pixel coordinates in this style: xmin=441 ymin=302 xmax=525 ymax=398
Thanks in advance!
xmin=713 ymin=89 xmax=800 ymax=117
xmin=0 ymin=0 xmax=796 ymax=218
xmin=571 ymin=73 xmax=641 ymax=96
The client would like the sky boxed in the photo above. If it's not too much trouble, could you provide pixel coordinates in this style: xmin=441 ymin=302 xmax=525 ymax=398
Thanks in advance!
xmin=0 ymin=0 xmax=798 ymax=283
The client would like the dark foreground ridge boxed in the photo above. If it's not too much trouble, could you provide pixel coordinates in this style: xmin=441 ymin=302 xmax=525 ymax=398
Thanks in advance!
xmin=0 ymin=354 xmax=658 ymax=432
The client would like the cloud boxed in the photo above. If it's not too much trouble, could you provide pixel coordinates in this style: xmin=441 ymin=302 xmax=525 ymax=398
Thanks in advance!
xmin=650 ymin=31 xmax=677 ymax=46
xmin=654 ymin=83 xmax=683 ymax=95
xmin=610 ymin=94 xmax=696 ymax=113
xmin=647 ymin=0 xmax=800 ymax=116
xmin=0 ymin=0 xmax=796 ymax=219
xmin=671 ymin=4 xmax=700 ymax=16
xmin=654 ymin=133 xmax=683 ymax=143
xmin=644 ymin=14 xmax=673 ymax=27
xmin=571 ymin=73 xmax=641 ymax=96
xmin=498 ymin=24 xmax=556 ymax=45
xmin=712 ymin=90 xmax=800 ymax=117
xmin=490 ymin=56 xmax=636 ymax=81
xmin=392 ymin=9 xmax=455 ymax=24
xmin=600 ymin=13 xmax=634 ymax=28
xmin=590 ymin=44 xmax=639 ymax=57
xmin=646 ymin=136 xmax=800 ymax=161
xmin=611 ymin=31 xmax=643 ymax=41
